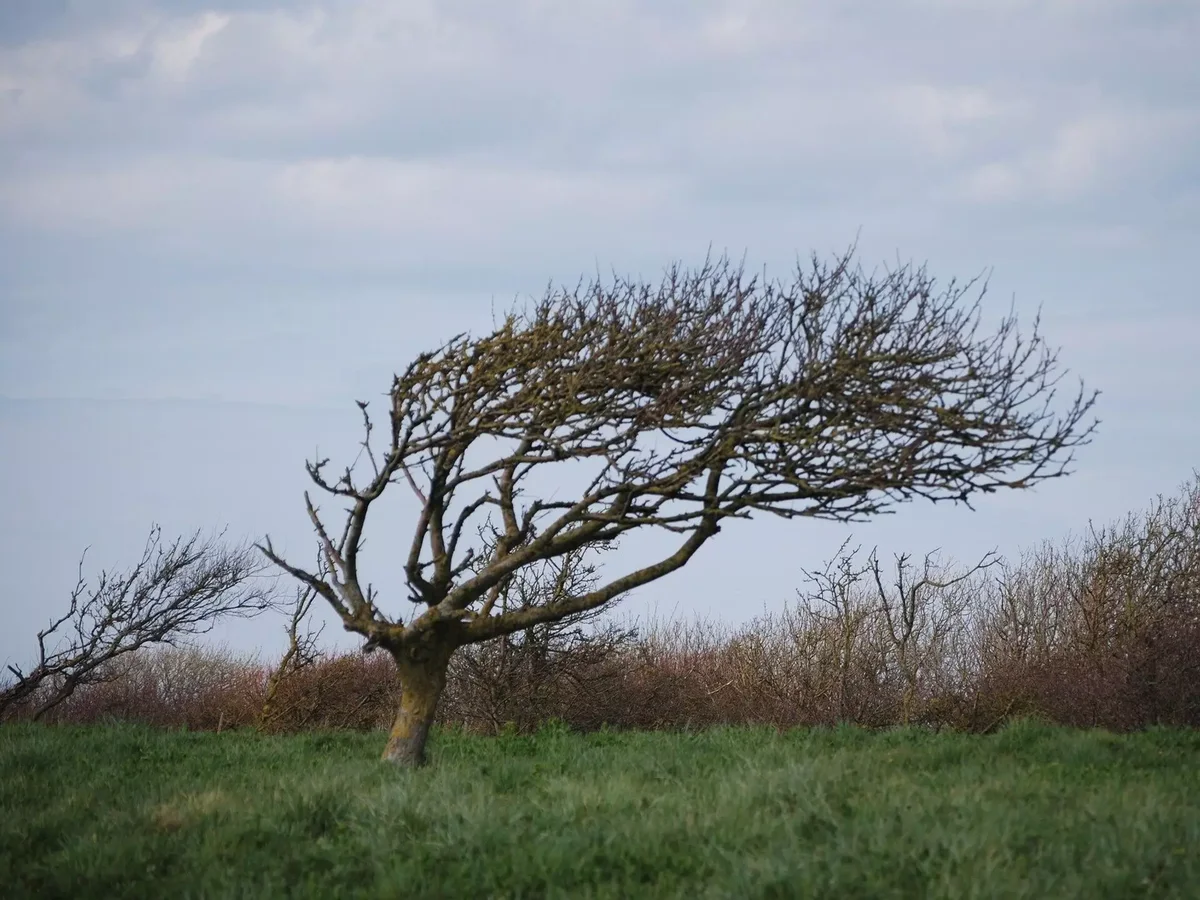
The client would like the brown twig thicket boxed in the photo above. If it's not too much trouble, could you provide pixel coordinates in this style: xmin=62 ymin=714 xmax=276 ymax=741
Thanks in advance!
xmin=256 ymin=248 xmax=1096 ymax=765
xmin=14 ymin=473 xmax=1196 ymax=736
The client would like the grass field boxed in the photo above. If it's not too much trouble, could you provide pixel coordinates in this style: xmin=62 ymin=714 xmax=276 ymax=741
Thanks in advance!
xmin=1 ymin=721 xmax=1197 ymax=898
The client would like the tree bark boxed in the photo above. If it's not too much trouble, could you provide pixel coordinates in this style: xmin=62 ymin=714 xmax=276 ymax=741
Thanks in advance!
xmin=382 ymin=641 xmax=455 ymax=767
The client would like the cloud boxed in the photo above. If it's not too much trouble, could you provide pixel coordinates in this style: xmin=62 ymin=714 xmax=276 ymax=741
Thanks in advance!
xmin=0 ymin=0 xmax=1195 ymax=275
xmin=884 ymin=84 xmax=1026 ymax=160
xmin=147 ymin=10 xmax=230 ymax=82
xmin=954 ymin=107 xmax=1200 ymax=205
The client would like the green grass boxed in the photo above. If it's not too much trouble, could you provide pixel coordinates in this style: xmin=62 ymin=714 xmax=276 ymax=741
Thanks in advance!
xmin=1 ymin=721 xmax=1197 ymax=898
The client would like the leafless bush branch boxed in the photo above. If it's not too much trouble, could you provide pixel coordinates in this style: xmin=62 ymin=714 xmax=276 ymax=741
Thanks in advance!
xmin=258 ymin=574 xmax=327 ymax=732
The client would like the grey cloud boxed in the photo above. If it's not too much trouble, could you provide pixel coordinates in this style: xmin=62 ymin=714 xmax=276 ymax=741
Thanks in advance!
xmin=3 ymin=0 xmax=1192 ymax=232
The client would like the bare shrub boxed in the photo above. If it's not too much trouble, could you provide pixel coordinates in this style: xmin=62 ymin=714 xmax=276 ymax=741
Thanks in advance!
xmin=976 ymin=472 xmax=1200 ymax=729
xmin=443 ymin=619 xmax=636 ymax=734
xmin=259 ymin=577 xmax=326 ymax=732
xmin=37 ymin=646 xmax=266 ymax=730
xmin=439 ymin=536 xmax=638 ymax=733
xmin=261 ymin=652 xmax=397 ymax=732
xmin=792 ymin=543 xmax=892 ymax=724
xmin=254 ymin=555 xmax=398 ymax=734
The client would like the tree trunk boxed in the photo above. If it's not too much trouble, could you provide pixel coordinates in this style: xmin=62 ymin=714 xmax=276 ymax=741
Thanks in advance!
xmin=382 ymin=642 xmax=454 ymax=767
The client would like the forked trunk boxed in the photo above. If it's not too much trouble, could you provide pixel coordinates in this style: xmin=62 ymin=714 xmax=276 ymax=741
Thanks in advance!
xmin=382 ymin=642 xmax=454 ymax=767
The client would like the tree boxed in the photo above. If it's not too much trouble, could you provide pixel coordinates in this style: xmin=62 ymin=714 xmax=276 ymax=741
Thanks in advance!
xmin=1 ymin=526 xmax=277 ymax=722
xmin=866 ymin=545 xmax=999 ymax=724
xmin=259 ymin=248 xmax=1097 ymax=766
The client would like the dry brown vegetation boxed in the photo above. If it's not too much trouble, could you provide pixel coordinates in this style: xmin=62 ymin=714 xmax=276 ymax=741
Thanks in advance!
xmin=9 ymin=473 xmax=1197 ymax=736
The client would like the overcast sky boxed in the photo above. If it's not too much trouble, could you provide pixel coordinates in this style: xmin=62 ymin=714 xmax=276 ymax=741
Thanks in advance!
xmin=2 ymin=0 xmax=1198 ymax=669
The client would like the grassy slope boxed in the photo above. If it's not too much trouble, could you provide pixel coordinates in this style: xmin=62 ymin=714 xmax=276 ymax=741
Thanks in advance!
xmin=1 ymin=721 xmax=1197 ymax=899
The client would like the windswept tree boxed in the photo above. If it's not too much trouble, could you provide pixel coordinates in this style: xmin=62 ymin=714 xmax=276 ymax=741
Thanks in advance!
xmin=260 ymin=249 xmax=1097 ymax=766
xmin=1 ymin=526 xmax=277 ymax=722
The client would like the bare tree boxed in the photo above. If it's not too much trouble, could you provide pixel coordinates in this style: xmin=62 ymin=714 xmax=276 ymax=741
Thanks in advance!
xmin=260 ymin=248 xmax=1097 ymax=766
xmin=868 ymin=547 xmax=999 ymax=724
xmin=1 ymin=526 xmax=277 ymax=722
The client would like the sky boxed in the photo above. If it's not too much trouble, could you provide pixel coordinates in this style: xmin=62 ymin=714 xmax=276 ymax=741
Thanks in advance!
xmin=2 ymin=0 xmax=1198 ymax=670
